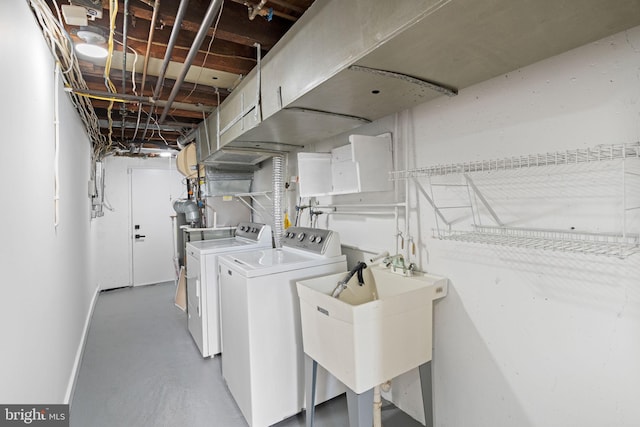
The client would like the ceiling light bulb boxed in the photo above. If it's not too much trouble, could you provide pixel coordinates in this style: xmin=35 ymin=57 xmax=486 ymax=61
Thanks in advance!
xmin=75 ymin=43 xmax=108 ymax=59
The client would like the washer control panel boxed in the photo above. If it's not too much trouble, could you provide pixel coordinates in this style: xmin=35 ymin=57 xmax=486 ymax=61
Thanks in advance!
xmin=235 ymin=222 xmax=269 ymax=242
xmin=282 ymin=227 xmax=338 ymax=255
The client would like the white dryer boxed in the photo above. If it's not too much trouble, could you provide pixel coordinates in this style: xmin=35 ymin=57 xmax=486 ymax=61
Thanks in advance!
xmin=218 ymin=227 xmax=347 ymax=427
xmin=185 ymin=222 xmax=272 ymax=358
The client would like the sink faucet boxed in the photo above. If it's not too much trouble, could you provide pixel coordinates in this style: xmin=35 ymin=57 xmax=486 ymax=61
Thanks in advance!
xmin=382 ymin=254 xmax=416 ymax=276
xmin=331 ymin=261 xmax=367 ymax=298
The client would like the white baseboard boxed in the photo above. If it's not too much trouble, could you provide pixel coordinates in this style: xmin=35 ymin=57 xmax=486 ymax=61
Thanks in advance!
xmin=64 ymin=283 xmax=101 ymax=405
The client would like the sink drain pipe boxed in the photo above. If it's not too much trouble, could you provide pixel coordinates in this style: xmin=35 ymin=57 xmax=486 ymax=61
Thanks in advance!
xmin=374 ymin=385 xmax=382 ymax=427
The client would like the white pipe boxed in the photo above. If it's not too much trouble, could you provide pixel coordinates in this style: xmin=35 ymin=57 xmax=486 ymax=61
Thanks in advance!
xmin=373 ymin=385 xmax=382 ymax=427
xmin=403 ymin=112 xmax=411 ymax=264
xmin=394 ymin=113 xmax=402 ymax=256
xmin=369 ymin=251 xmax=389 ymax=263
xmin=622 ymin=157 xmax=626 ymax=238
xmin=314 ymin=203 xmax=406 ymax=209
xmin=322 ymin=210 xmax=399 ymax=216
xmin=216 ymin=90 xmax=221 ymax=150
xmin=54 ymin=63 xmax=60 ymax=230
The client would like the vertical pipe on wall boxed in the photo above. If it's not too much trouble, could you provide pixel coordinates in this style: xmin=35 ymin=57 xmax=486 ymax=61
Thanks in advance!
xmin=394 ymin=113 xmax=401 ymax=255
xmin=398 ymin=111 xmax=411 ymax=263
xmin=54 ymin=63 xmax=60 ymax=230
xmin=622 ymin=157 xmax=626 ymax=238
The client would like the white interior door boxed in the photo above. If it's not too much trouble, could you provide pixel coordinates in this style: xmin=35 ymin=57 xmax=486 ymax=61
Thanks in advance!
xmin=130 ymin=167 xmax=184 ymax=286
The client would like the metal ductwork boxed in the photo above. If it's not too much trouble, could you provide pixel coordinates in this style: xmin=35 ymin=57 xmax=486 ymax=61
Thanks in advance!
xmin=206 ymin=0 xmax=640 ymax=151
xmin=173 ymin=199 xmax=200 ymax=225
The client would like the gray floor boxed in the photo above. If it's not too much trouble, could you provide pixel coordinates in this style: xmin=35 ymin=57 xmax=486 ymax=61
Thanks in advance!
xmin=70 ymin=282 xmax=423 ymax=427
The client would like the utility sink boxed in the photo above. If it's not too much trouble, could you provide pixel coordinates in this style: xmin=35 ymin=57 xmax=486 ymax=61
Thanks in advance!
xmin=296 ymin=265 xmax=448 ymax=394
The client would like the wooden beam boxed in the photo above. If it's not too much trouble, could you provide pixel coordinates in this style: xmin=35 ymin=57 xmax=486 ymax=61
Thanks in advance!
xmin=92 ymin=101 xmax=206 ymax=119
xmin=82 ymin=76 xmax=224 ymax=107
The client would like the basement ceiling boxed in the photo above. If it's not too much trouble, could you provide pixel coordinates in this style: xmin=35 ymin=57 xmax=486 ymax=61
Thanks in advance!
xmin=29 ymin=0 xmax=314 ymax=156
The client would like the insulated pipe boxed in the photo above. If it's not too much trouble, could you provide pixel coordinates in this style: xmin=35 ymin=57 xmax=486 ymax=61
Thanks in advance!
xmin=159 ymin=0 xmax=223 ymax=124
xmin=142 ymin=0 xmax=191 ymax=139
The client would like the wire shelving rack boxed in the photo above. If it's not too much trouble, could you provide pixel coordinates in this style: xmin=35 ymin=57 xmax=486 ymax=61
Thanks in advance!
xmin=438 ymin=226 xmax=639 ymax=258
xmin=391 ymin=143 xmax=640 ymax=258
xmin=390 ymin=143 xmax=640 ymax=180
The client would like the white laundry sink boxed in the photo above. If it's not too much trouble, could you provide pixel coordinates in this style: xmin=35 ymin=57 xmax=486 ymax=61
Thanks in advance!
xmin=296 ymin=265 xmax=447 ymax=394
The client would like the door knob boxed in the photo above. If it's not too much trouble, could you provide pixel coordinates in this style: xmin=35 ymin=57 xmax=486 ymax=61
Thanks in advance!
xmin=135 ymin=234 xmax=146 ymax=239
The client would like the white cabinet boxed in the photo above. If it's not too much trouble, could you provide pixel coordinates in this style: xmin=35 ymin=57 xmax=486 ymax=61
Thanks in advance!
xmin=298 ymin=133 xmax=393 ymax=197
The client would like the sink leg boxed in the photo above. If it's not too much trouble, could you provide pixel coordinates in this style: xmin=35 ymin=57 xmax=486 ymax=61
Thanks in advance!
xmin=419 ymin=361 xmax=433 ymax=427
xmin=305 ymin=355 xmax=318 ymax=427
xmin=346 ymin=387 xmax=374 ymax=427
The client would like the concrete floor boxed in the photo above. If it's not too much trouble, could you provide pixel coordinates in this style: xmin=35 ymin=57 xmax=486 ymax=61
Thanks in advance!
xmin=70 ymin=282 xmax=424 ymax=427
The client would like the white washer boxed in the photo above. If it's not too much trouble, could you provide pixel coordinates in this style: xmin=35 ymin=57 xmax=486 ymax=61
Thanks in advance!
xmin=219 ymin=227 xmax=347 ymax=427
xmin=185 ymin=222 xmax=272 ymax=358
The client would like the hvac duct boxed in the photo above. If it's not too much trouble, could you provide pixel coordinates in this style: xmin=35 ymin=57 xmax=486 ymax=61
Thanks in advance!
xmin=173 ymin=199 xmax=200 ymax=225
xmin=209 ymin=0 xmax=640 ymax=150
xmin=272 ymin=155 xmax=284 ymax=248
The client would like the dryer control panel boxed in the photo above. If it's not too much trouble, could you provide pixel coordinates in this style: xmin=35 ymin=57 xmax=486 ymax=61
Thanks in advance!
xmin=282 ymin=227 xmax=341 ymax=257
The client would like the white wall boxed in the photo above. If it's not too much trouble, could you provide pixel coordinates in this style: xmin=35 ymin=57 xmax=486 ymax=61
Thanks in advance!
xmin=0 ymin=2 xmax=97 ymax=403
xmin=92 ymin=156 xmax=186 ymax=290
xmin=297 ymin=26 xmax=640 ymax=427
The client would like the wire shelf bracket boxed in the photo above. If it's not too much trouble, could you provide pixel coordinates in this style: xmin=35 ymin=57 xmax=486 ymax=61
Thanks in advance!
xmin=234 ymin=191 xmax=273 ymax=220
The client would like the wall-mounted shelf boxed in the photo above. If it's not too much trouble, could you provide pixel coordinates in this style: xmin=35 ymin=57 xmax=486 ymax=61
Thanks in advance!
xmin=390 ymin=143 xmax=640 ymax=180
xmin=392 ymin=142 xmax=640 ymax=258
xmin=439 ymin=226 xmax=639 ymax=259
